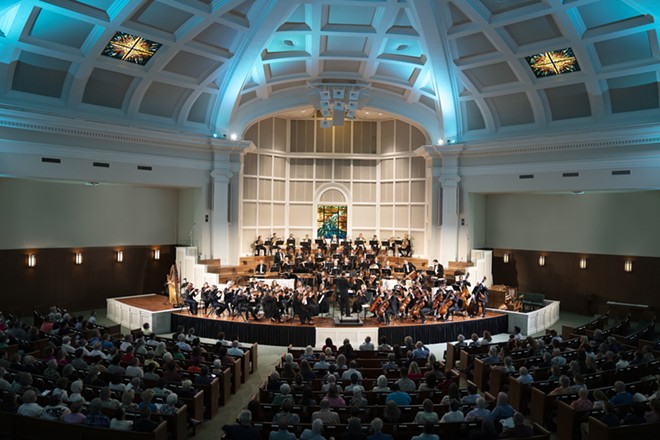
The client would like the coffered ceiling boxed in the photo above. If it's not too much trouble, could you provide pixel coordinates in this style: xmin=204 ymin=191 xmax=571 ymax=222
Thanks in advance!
xmin=1 ymin=0 xmax=659 ymax=145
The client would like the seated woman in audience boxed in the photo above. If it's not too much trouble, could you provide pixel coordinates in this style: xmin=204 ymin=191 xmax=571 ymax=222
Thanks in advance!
xmin=350 ymin=389 xmax=368 ymax=409
xmin=383 ymin=400 xmax=401 ymax=424
xmin=63 ymin=400 xmax=86 ymax=424
xmin=440 ymin=399 xmax=465 ymax=423
xmin=321 ymin=373 xmax=343 ymax=393
xmin=342 ymin=417 xmax=367 ymax=440
xmin=267 ymin=371 xmax=282 ymax=391
xmin=110 ymin=407 xmax=133 ymax=430
xmin=121 ymin=389 xmax=140 ymax=413
xmin=51 ymin=377 xmax=69 ymax=402
xmin=418 ymin=373 xmax=437 ymax=392
xmin=488 ymin=392 xmax=514 ymax=422
xmin=280 ymin=362 xmax=296 ymax=380
xmin=407 ymin=361 xmax=423 ymax=380
xmin=138 ymin=388 xmax=158 ymax=413
xmin=372 ymin=375 xmax=391 ymax=393
xmin=272 ymin=397 xmax=300 ymax=425
xmin=300 ymin=359 xmax=317 ymax=381
xmin=549 ymin=375 xmax=573 ymax=396
xmin=570 ymin=387 xmax=593 ymax=411
xmin=414 ymin=398 xmax=439 ymax=424
xmin=159 ymin=393 xmax=180 ymax=416
xmin=324 ymin=348 xmax=336 ymax=362
xmin=440 ymin=382 xmax=460 ymax=405
xmin=41 ymin=394 xmax=71 ymax=421
xmin=336 ymin=354 xmax=348 ymax=371
xmin=301 ymin=346 xmax=316 ymax=361
xmin=322 ymin=338 xmax=337 ymax=353
xmin=298 ymin=385 xmax=317 ymax=407
xmin=325 ymin=384 xmax=346 ymax=408
xmin=381 ymin=353 xmax=398 ymax=372
xmin=68 ymin=380 xmax=86 ymax=404
xmin=645 ymin=398 xmax=660 ymax=423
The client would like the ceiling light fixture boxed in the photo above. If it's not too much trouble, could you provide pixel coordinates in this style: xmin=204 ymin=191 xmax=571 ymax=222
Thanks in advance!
xmin=309 ymin=81 xmax=370 ymax=128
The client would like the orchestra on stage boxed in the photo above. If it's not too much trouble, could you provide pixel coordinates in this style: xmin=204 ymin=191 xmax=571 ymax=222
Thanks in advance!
xmin=176 ymin=233 xmax=489 ymax=326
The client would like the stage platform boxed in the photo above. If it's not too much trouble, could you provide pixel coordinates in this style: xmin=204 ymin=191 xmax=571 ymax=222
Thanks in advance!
xmin=108 ymin=294 xmax=510 ymax=346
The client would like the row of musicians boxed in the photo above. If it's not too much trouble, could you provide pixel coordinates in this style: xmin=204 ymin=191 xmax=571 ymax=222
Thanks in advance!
xmin=255 ymin=233 xmax=412 ymax=256
xmin=254 ymin=256 xmax=441 ymax=278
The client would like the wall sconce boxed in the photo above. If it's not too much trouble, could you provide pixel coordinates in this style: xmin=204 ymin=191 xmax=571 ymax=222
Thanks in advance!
xmin=538 ymin=255 xmax=546 ymax=267
xmin=27 ymin=254 xmax=36 ymax=268
xmin=503 ymin=253 xmax=510 ymax=264
xmin=116 ymin=251 xmax=123 ymax=263
xmin=153 ymin=249 xmax=160 ymax=260
xmin=624 ymin=260 xmax=633 ymax=273
xmin=579 ymin=257 xmax=587 ymax=270
xmin=75 ymin=252 xmax=83 ymax=265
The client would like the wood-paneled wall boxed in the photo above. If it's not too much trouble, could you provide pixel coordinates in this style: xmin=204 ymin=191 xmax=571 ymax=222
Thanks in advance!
xmin=0 ymin=245 xmax=176 ymax=316
xmin=492 ymin=249 xmax=657 ymax=315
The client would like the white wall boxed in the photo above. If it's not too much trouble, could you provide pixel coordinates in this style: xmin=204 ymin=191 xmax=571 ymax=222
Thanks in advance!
xmin=485 ymin=191 xmax=660 ymax=257
xmin=0 ymin=178 xmax=179 ymax=249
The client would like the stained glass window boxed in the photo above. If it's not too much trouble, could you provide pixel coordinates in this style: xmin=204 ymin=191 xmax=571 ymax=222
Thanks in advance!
xmin=317 ymin=205 xmax=347 ymax=239
xmin=525 ymin=48 xmax=580 ymax=78
xmin=101 ymin=31 xmax=162 ymax=66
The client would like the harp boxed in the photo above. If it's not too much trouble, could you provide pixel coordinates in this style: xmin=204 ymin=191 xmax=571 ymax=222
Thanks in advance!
xmin=166 ymin=264 xmax=180 ymax=306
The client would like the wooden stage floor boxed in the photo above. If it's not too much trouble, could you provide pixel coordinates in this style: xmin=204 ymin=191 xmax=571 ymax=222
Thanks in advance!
xmin=115 ymin=293 xmax=504 ymax=329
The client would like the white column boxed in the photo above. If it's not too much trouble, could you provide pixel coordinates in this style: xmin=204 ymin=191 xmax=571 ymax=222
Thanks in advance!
xmin=439 ymin=175 xmax=461 ymax=265
xmin=210 ymin=140 xmax=254 ymax=265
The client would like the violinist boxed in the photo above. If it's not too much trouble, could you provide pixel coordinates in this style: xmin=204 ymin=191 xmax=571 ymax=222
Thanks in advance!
xmin=244 ymin=287 xmax=261 ymax=321
xmin=262 ymin=290 xmax=282 ymax=322
xmin=317 ymin=282 xmax=332 ymax=315
xmin=183 ymin=282 xmax=198 ymax=315
xmin=209 ymin=285 xmax=228 ymax=317
xmin=254 ymin=235 xmax=267 ymax=256
xmin=200 ymin=282 xmax=213 ymax=313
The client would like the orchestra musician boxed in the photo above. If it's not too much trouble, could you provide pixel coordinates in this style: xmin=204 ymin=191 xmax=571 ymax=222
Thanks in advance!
xmin=402 ymin=259 xmax=417 ymax=277
xmin=399 ymin=234 xmax=412 ymax=257
xmin=243 ymin=287 xmax=261 ymax=321
xmin=355 ymin=233 xmax=366 ymax=253
xmin=440 ymin=287 xmax=460 ymax=321
xmin=182 ymin=282 xmax=198 ymax=315
xmin=262 ymin=290 xmax=282 ymax=322
xmin=431 ymin=259 xmax=444 ymax=285
xmin=387 ymin=236 xmax=397 ymax=256
xmin=255 ymin=259 xmax=268 ymax=277
xmin=382 ymin=289 xmax=399 ymax=325
xmin=329 ymin=234 xmax=339 ymax=254
xmin=329 ymin=258 xmax=341 ymax=276
xmin=279 ymin=256 xmax=292 ymax=274
xmin=273 ymin=247 xmax=286 ymax=269
xmin=351 ymin=284 xmax=369 ymax=315
xmin=286 ymin=234 xmax=296 ymax=253
xmin=254 ymin=235 xmax=267 ymax=256
xmin=268 ymin=233 xmax=278 ymax=255
xmin=415 ymin=288 xmax=433 ymax=323
xmin=209 ymin=285 xmax=228 ymax=317
xmin=223 ymin=281 xmax=237 ymax=316
xmin=472 ymin=278 xmax=488 ymax=318
xmin=370 ymin=234 xmax=380 ymax=253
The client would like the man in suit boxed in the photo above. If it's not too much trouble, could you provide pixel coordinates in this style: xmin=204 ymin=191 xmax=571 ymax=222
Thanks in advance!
xmin=255 ymin=260 xmax=268 ymax=276
xmin=335 ymin=272 xmax=353 ymax=317
xmin=432 ymin=259 xmax=444 ymax=279
xmin=402 ymin=259 xmax=417 ymax=276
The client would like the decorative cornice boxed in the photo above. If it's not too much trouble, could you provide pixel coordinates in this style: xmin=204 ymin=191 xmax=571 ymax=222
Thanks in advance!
xmin=0 ymin=108 xmax=216 ymax=153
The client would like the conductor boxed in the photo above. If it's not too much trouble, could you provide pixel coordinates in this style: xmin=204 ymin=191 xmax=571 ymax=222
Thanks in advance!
xmin=335 ymin=272 xmax=354 ymax=317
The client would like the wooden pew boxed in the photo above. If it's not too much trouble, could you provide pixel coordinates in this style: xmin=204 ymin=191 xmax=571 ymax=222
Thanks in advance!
xmin=179 ymin=389 xmax=204 ymax=421
xmin=194 ymin=376 xmax=219 ymax=419
xmin=586 ymin=416 xmax=660 ymax=440
xmin=218 ymin=367 xmax=232 ymax=406
xmin=0 ymin=412 xmax=168 ymax=440
xmin=556 ymin=400 xmax=604 ymax=440
xmin=160 ymin=404 xmax=188 ymax=440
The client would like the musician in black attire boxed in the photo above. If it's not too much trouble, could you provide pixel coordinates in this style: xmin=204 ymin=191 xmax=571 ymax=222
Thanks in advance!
xmin=255 ymin=260 xmax=268 ymax=276
xmin=262 ymin=290 xmax=282 ymax=322
xmin=243 ymin=288 xmax=261 ymax=321
xmin=383 ymin=290 xmax=399 ymax=325
xmin=431 ymin=259 xmax=444 ymax=286
xmin=254 ymin=236 xmax=267 ymax=256
xmin=473 ymin=280 xmax=488 ymax=318
xmin=351 ymin=284 xmax=369 ymax=315
xmin=286 ymin=234 xmax=296 ymax=253
xmin=209 ymin=286 xmax=228 ymax=317
xmin=182 ymin=282 xmax=198 ymax=315
xmin=402 ymin=259 xmax=416 ymax=277
xmin=335 ymin=272 xmax=354 ymax=317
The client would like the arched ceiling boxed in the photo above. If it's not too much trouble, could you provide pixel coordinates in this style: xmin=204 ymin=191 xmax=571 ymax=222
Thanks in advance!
xmin=1 ymin=0 xmax=659 ymax=146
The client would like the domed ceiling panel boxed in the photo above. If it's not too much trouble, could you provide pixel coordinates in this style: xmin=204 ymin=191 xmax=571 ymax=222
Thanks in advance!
xmin=28 ymin=8 xmax=94 ymax=49
xmin=83 ymin=68 xmax=134 ymax=109
xmin=12 ymin=51 xmax=70 ymax=98
xmin=1 ymin=0 xmax=659 ymax=146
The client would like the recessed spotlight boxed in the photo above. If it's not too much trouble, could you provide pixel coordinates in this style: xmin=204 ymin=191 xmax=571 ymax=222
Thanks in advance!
xmin=396 ymin=44 xmax=409 ymax=51
xmin=212 ymin=133 xmax=218 ymax=138
xmin=283 ymin=39 xmax=294 ymax=47
xmin=230 ymin=133 xmax=238 ymax=140
xmin=365 ymin=111 xmax=370 ymax=115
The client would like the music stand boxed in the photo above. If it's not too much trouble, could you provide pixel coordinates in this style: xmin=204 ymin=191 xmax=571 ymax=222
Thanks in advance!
xmin=369 ymin=240 xmax=379 ymax=248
